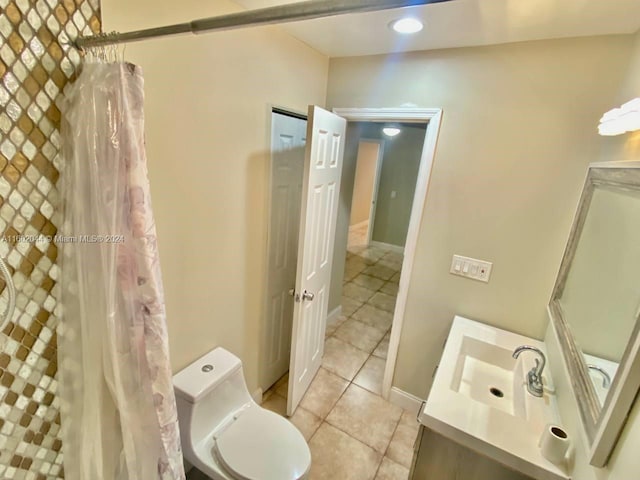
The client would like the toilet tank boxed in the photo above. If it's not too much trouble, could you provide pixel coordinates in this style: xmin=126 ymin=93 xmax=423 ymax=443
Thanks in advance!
xmin=174 ymin=347 xmax=253 ymax=448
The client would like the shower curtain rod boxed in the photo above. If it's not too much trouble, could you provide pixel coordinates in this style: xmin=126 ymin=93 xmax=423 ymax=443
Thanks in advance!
xmin=74 ymin=0 xmax=451 ymax=49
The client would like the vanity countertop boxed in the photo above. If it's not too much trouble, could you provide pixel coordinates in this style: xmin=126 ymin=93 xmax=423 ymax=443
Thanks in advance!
xmin=418 ymin=315 xmax=570 ymax=480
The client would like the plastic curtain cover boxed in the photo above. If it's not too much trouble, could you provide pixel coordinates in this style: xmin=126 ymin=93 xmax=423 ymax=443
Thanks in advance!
xmin=58 ymin=62 xmax=185 ymax=480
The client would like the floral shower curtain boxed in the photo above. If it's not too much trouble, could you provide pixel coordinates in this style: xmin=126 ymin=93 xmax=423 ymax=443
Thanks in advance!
xmin=59 ymin=61 xmax=185 ymax=479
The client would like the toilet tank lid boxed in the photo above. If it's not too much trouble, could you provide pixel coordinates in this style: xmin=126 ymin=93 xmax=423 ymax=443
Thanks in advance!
xmin=173 ymin=347 xmax=242 ymax=403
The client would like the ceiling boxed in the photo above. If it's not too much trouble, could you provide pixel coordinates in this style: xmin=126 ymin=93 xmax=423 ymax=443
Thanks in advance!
xmin=234 ymin=0 xmax=640 ymax=57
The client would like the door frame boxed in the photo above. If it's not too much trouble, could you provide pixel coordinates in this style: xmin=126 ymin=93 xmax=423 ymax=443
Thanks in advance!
xmin=333 ymin=107 xmax=443 ymax=400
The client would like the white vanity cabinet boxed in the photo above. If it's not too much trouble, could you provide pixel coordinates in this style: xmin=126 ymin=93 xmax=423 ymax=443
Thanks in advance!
xmin=413 ymin=316 xmax=569 ymax=480
xmin=410 ymin=424 xmax=534 ymax=480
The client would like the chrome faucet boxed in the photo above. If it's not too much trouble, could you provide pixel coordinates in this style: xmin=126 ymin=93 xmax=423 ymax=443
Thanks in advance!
xmin=512 ymin=345 xmax=546 ymax=397
xmin=587 ymin=364 xmax=611 ymax=388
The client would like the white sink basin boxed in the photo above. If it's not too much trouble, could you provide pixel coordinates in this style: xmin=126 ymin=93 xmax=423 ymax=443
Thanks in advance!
xmin=450 ymin=336 xmax=527 ymax=418
xmin=419 ymin=316 xmax=570 ymax=480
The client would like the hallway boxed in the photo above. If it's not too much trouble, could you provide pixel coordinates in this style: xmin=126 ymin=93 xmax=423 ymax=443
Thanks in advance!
xmin=262 ymin=244 xmax=416 ymax=480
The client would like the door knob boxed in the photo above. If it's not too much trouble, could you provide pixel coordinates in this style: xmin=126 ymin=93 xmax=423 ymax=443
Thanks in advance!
xmin=302 ymin=290 xmax=315 ymax=301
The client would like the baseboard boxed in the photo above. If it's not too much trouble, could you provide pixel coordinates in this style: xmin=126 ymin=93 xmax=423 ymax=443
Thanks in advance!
xmin=370 ymin=241 xmax=404 ymax=254
xmin=252 ymin=388 xmax=263 ymax=404
xmin=349 ymin=220 xmax=369 ymax=230
xmin=326 ymin=305 xmax=342 ymax=325
xmin=389 ymin=386 xmax=424 ymax=416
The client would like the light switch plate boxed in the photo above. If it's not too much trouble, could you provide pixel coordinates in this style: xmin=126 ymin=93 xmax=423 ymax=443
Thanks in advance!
xmin=450 ymin=254 xmax=492 ymax=283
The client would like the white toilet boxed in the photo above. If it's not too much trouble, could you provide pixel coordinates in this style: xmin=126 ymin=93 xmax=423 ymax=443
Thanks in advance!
xmin=173 ymin=347 xmax=311 ymax=479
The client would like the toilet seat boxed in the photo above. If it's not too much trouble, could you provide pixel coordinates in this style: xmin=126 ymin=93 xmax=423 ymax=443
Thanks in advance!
xmin=213 ymin=406 xmax=310 ymax=480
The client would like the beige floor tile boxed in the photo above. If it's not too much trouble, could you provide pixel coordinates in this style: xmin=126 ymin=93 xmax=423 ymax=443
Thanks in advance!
xmin=347 ymin=245 xmax=367 ymax=256
xmin=326 ymin=313 xmax=348 ymax=337
xmin=275 ymin=373 xmax=289 ymax=397
xmin=386 ymin=423 xmax=419 ymax=468
xmin=360 ymin=248 xmax=387 ymax=262
xmin=390 ymin=271 xmax=401 ymax=283
xmin=372 ymin=333 xmax=390 ymax=359
xmin=343 ymin=267 xmax=361 ymax=283
xmin=346 ymin=255 xmax=369 ymax=269
xmin=328 ymin=313 xmax=349 ymax=328
xmin=327 ymin=384 xmax=402 ymax=454
xmin=300 ymin=367 xmax=349 ymax=419
xmin=375 ymin=457 xmax=409 ymax=480
xmin=382 ymin=252 xmax=404 ymax=263
xmin=398 ymin=410 xmax=421 ymax=431
xmin=380 ymin=281 xmax=399 ymax=296
xmin=308 ymin=423 xmax=382 ymax=480
xmin=262 ymin=393 xmax=287 ymax=416
xmin=342 ymin=296 xmax=364 ymax=317
xmin=369 ymin=292 xmax=397 ymax=313
xmin=377 ymin=259 xmax=403 ymax=271
xmin=343 ymin=282 xmax=377 ymax=303
xmin=322 ymin=337 xmax=370 ymax=381
xmin=353 ymin=355 xmax=386 ymax=395
xmin=325 ymin=323 xmax=339 ymax=338
xmin=334 ymin=318 xmax=386 ymax=353
xmin=363 ymin=264 xmax=397 ymax=280
xmin=352 ymin=273 xmax=385 ymax=291
xmin=289 ymin=406 xmax=322 ymax=441
xmin=352 ymin=304 xmax=393 ymax=332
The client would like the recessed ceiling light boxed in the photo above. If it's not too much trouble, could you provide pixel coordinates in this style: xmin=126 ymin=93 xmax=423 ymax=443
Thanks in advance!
xmin=383 ymin=127 xmax=401 ymax=137
xmin=390 ymin=18 xmax=423 ymax=34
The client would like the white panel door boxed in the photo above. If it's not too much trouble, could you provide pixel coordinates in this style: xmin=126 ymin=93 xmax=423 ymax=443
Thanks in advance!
xmin=261 ymin=112 xmax=307 ymax=390
xmin=287 ymin=106 xmax=346 ymax=415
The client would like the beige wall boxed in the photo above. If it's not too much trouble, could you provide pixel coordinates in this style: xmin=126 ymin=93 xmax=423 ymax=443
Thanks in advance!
xmin=350 ymin=141 xmax=379 ymax=226
xmin=102 ymin=0 xmax=328 ymax=393
xmin=600 ymin=29 xmax=640 ymax=162
xmin=544 ymin=29 xmax=640 ymax=480
xmin=327 ymin=35 xmax=634 ymax=398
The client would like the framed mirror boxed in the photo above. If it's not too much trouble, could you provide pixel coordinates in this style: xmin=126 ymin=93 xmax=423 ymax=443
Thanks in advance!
xmin=549 ymin=161 xmax=640 ymax=467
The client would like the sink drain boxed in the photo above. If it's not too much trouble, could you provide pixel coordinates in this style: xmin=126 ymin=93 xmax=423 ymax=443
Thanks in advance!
xmin=489 ymin=387 xmax=504 ymax=398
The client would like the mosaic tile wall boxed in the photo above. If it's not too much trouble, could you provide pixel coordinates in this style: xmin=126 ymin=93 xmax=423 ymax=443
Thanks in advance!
xmin=0 ymin=0 xmax=101 ymax=478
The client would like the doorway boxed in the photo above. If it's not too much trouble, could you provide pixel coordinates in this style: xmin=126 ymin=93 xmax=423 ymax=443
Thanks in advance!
xmin=261 ymin=107 xmax=442 ymax=413
xmin=334 ymin=108 xmax=443 ymax=402
xmin=348 ymin=139 xmax=383 ymax=248
xmin=324 ymin=120 xmax=428 ymax=401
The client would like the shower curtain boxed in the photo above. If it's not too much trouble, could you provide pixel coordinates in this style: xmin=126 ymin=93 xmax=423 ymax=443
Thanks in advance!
xmin=59 ymin=61 xmax=185 ymax=480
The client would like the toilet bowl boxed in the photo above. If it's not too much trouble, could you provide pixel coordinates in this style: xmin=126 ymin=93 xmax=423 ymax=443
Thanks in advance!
xmin=173 ymin=347 xmax=311 ymax=479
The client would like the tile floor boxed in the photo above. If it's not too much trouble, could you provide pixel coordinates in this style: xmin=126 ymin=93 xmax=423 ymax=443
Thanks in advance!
xmin=261 ymin=244 xmax=417 ymax=480
xmin=188 ymin=244 xmax=417 ymax=480
xmin=348 ymin=221 xmax=369 ymax=247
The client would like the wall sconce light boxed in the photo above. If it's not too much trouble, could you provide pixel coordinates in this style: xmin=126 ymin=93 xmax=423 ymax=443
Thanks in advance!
xmin=598 ymin=98 xmax=640 ymax=136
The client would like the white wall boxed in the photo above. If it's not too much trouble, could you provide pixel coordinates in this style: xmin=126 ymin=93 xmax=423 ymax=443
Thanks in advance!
xmin=326 ymin=35 xmax=634 ymax=398
xmin=102 ymin=0 xmax=328 ymax=393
